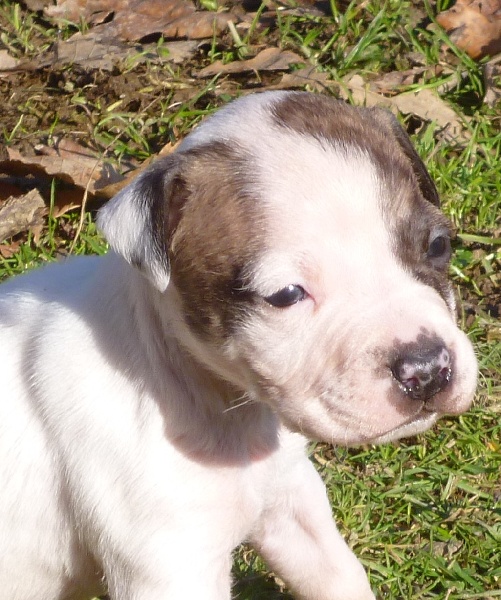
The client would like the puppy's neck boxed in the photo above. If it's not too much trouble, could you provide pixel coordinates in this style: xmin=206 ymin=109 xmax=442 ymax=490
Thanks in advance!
xmin=105 ymin=255 xmax=281 ymax=465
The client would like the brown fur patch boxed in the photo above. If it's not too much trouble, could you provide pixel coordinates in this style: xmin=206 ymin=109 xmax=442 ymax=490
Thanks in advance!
xmin=271 ymin=93 xmax=438 ymax=205
xmin=168 ymin=141 xmax=265 ymax=342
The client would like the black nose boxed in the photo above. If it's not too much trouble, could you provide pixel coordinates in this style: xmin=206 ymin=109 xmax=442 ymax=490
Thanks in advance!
xmin=391 ymin=338 xmax=452 ymax=401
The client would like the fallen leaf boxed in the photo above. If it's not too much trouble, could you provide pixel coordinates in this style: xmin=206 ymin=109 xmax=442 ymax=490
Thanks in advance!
xmin=341 ymin=74 xmax=470 ymax=143
xmin=44 ymin=32 xmax=139 ymax=71
xmin=45 ymin=0 xmax=231 ymax=41
xmin=23 ymin=0 xmax=47 ymax=10
xmin=51 ymin=189 xmax=90 ymax=218
xmin=0 ymin=139 xmax=124 ymax=197
xmin=45 ymin=0 xmax=129 ymax=25
xmin=436 ymin=0 xmax=501 ymax=59
xmin=0 ymin=189 xmax=46 ymax=243
xmin=196 ymin=47 xmax=304 ymax=77
xmin=8 ymin=34 xmax=199 ymax=73
xmin=0 ymin=49 xmax=19 ymax=70
xmin=156 ymin=40 xmax=200 ymax=64
xmin=370 ymin=67 xmax=438 ymax=94
xmin=0 ymin=49 xmax=20 ymax=78
xmin=32 ymin=31 xmax=199 ymax=72
xmin=392 ymin=89 xmax=467 ymax=140
xmin=267 ymin=65 xmax=332 ymax=92
xmin=0 ymin=239 xmax=21 ymax=258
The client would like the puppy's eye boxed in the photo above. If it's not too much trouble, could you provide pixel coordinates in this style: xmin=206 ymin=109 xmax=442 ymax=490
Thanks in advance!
xmin=264 ymin=285 xmax=307 ymax=308
xmin=426 ymin=233 xmax=451 ymax=267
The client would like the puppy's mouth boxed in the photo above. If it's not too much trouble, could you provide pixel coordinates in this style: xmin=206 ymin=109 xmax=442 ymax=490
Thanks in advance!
xmin=369 ymin=409 xmax=439 ymax=444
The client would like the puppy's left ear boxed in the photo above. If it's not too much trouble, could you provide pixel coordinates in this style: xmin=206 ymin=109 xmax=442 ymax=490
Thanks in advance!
xmin=371 ymin=109 xmax=440 ymax=207
xmin=97 ymin=154 xmax=186 ymax=292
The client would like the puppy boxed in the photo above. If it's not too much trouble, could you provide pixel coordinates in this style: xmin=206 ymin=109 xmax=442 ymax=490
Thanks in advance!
xmin=0 ymin=91 xmax=477 ymax=600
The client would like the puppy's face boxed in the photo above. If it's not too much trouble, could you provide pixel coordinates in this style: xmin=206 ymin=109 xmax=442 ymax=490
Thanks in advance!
xmin=99 ymin=92 xmax=477 ymax=446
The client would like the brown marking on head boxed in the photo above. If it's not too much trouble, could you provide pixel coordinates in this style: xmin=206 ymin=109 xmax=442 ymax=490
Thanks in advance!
xmin=167 ymin=141 xmax=265 ymax=343
xmin=270 ymin=93 xmax=439 ymax=205
xmin=271 ymin=93 xmax=455 ymax=309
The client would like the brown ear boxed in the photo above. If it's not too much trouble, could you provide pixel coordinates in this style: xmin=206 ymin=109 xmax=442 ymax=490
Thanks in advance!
xmin=370 ymin=108 xmax=440 ymax=207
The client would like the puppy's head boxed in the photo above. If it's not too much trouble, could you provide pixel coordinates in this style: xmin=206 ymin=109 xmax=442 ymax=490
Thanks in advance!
xmin=98 ymin=91 xmax=477 ymax=446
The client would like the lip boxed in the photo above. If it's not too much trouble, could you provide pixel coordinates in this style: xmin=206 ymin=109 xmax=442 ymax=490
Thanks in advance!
xmin=369 ymin=410 xmax=439 ymax=444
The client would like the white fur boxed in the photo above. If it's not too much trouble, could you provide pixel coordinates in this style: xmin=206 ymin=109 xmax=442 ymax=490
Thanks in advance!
xmin=0 ymin=91 xmax=477 ymax=600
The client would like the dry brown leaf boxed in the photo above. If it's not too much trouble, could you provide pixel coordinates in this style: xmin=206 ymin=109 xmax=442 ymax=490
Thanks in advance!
xmin=45 ymin=0 xmax=231 ymax=41
xmin=196 ymin=47 xmax=304 ymax=78
xmin=23 ymin=0 xmax=47 ymax=10
xmin=160 ymin=40 xmax=200 ymax=64
xmin=436 ymin=0 xmax=501 ymax=59
xmin=0 ymin=49 xmax=20 ymax=78
xmin=0 ymin=139 xmax=124 ymax=198
xmin=341 ymin=74 xmax=470 ymax=143
xmin=393 ymin=89 xmax=467 ymax=140
xmin=267 ymin=66 xmax=332 ymax=92
xmin=370 ymin=67 xmax=431 ymax=94
xmin=51 ymin=189 xmax=88 ymax=218
xmin=0 ymin=239 xmax=21 ymax=258
xmin=340 ymin=75 xmax=395 ymax=108
xmin=45 ymin=0 xmax=128 ymax=25
xmin=0 ymin=50 xmax=19 ymax=70
xmin=0 ymin=189 xmax=46 ymax=243
xmin=40 ymin=32 xmax=198 ymax=71
xmin=45 ymin=32 xmax=137 ymax=71
xmin=11 ymin=30 xmax=198 ymax=73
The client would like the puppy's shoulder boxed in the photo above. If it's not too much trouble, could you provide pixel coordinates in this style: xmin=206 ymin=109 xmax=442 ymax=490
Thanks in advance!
xmin=0 ymin=255 xmax=103 ymax=321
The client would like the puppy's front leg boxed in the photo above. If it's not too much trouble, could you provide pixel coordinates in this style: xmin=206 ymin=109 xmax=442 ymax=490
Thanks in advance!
xmin=251 ymin=458 xmax=376 ymax=600
xmin=105 ymin=549 xmax=233 ymax=600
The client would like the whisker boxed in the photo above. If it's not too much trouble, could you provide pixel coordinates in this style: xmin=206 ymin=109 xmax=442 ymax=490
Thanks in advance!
xmin=223 ymin=392 xmax=254 ymax=413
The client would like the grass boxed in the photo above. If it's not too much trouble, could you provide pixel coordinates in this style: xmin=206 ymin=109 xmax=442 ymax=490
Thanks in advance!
xmin=0 ymin=0 xmax=500 ymax=598
xmin=233 ymin=409 xmax=501 ymax=599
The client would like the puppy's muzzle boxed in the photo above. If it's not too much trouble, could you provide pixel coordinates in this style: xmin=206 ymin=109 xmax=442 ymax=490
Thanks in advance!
xmin=390 ymin=336 xmax=452 ymax=401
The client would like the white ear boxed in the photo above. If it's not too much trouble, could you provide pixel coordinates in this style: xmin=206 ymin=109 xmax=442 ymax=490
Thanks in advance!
xmin=97 ymin=155 xmax=182 ymax=292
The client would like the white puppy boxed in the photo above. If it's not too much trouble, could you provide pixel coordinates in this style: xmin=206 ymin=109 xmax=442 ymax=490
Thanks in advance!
xmin=0 ymin=91 xmax=477 ymax=600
